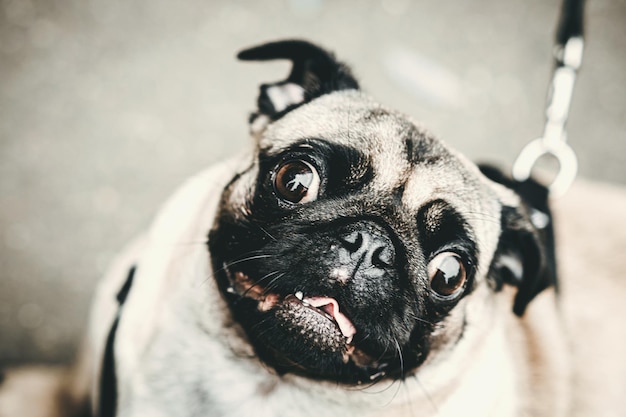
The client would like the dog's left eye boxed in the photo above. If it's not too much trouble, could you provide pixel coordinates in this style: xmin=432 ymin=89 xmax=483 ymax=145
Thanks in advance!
xmin=428 ymin=252 xmax=467 ymax=300
xmin=273 ymin=160 xmax=320 ymax=204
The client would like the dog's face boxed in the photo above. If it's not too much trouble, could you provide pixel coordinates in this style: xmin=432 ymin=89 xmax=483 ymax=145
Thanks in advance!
xmin=208 ymin=40 xmax=555 ymax=385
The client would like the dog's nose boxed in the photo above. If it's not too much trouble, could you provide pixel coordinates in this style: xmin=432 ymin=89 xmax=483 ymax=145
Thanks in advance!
xmin=337 ymin=223 xmax=395 ymax=277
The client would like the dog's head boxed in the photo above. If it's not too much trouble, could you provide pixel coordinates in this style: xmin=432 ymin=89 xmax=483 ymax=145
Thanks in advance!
xmin=208 ymin=40 xmax=556 ymax=384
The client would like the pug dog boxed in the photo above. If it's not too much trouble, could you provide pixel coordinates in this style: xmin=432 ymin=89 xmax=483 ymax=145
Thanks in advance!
xmin=0 ymin=40 xmax=574 ymax=417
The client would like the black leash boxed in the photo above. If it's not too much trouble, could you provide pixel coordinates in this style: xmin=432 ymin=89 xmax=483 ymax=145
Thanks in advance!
xmin=513 ymin=0 xmax=586 ymax=197
xmin=556 ymin=0 xmax=585 ymax=45
xmin=99 ymin=265 xmax=136 ymax=417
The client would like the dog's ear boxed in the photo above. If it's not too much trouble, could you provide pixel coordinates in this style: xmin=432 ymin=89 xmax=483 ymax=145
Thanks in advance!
xmin=480 ymin=165 xmax=557 ymax=317
xmin=237 ymin=39 xmax=359 ymax=127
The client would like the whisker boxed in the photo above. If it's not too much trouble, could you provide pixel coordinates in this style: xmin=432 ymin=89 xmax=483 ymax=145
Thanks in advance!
xmin=403 ymin=308 xmax=435 ymax=329
xmin=257 ymin=225 xmax=277 ymax=241
xmin=368 ymin=339 xmax=404 ymax=405
xmin=414 ymin=374 xmax=439 ymax=415
xmin=242 ymin=271 xmax=284 ymax=298
xmin=413 ymin=316 xmax=434 ymax=327
xmin=200 ymin=252 xmax=274 ymax=286
xmin=223 ymin=254 xmax=274 ymax=269
xmin=261 ymin=272 xmax=287 ymax=295
xmin=356 ymin=376 xmax=397 ymax=395
xmin=256 ymin=270 xmax=284 ymax=285
xmin=249 ymin=316 xmax=280 ymax=336
xmin=394 ymin=338 xmax=405 ymax=380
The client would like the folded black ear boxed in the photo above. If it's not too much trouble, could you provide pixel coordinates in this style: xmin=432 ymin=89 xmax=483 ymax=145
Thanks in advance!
xmin=480 ymin=165 xmax=557 ymax=317
xmin=237 ymin=39 xmax=359 ymax=123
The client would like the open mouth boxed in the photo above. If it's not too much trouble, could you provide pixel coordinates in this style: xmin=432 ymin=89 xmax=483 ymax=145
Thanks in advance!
xmin=226 ymin=268 xmax=357 ymax=344
xmin=214 ymin=259 xmax=410 ymax=383
xmin=219 ymin=263 xmax=396 ymax=382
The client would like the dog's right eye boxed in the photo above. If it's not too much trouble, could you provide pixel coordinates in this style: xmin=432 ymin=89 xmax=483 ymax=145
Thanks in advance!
xmin=273 ymin=160 xmax=320 ymax=204
xmin=427 ymin=252 xmax=467 ymax=300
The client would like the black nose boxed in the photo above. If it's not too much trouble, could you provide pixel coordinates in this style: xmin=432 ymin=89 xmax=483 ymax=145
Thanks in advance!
xmin=337 ymin=222 xmax=396 ymax=277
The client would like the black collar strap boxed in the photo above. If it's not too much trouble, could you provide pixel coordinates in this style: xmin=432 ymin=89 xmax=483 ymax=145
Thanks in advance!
xmin=99 ymin=265 xmax=136 ymax=417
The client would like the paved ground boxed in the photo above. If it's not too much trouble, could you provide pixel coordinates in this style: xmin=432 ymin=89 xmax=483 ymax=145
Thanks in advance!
xmin=1 ymin=0 xmax=625 ymax=365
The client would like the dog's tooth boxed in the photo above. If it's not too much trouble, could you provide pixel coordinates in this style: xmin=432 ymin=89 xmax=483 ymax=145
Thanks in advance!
xmin=295 ymin=291 xmax=304 ymax=300
xmin=226 ymin=286 xmax=236 ymax=294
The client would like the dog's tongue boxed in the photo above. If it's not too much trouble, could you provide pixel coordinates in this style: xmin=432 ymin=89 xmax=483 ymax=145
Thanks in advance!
xmin=305 ymin=296 xmax=356 ymax=342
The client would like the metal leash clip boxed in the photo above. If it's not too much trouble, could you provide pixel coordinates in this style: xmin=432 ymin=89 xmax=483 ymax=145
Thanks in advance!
xmin=513 ymin=0 xmax=585 ymax=197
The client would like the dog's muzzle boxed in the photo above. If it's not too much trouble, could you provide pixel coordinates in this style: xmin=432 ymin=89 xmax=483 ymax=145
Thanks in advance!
xmin=209 ymin=214 xmax=426 ymax=384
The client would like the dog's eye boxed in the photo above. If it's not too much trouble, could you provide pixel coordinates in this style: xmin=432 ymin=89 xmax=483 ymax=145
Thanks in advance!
xmin=428 ymin=252 xmax=467 ymax=299
xmin=273 ymin=160 xmax=320 ymax=204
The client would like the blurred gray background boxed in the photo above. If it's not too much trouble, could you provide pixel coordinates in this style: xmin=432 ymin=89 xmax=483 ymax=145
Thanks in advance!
xmin=1 ymin=0 xmax=625 ymax=366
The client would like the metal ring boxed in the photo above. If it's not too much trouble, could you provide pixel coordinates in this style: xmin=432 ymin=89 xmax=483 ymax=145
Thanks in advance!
xmin=512 ymin=137 xmax=578 ymax=197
